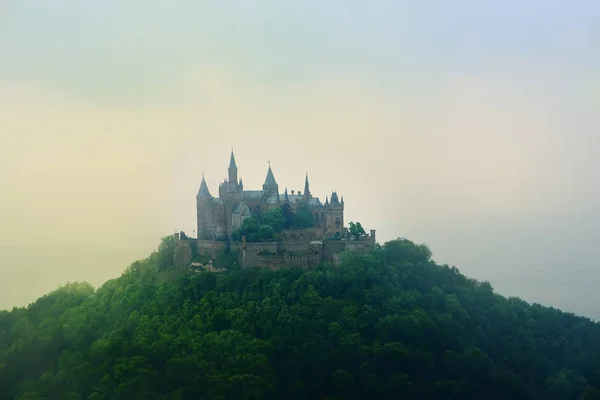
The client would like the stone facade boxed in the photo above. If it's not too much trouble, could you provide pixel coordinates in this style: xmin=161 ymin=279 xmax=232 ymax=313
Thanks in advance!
xmin=196 ymin=150 xmax=345 ymax=240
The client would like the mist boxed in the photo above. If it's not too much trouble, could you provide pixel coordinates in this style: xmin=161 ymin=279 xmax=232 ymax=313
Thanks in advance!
xmin=1 ymin=1 xmax=599 ymax=318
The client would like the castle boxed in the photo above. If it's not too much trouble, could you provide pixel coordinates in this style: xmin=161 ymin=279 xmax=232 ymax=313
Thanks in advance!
xmin=196 ymin=150 xmax=344 ymax=239
xmin=174 ymin=150 xmax=376 ymax=270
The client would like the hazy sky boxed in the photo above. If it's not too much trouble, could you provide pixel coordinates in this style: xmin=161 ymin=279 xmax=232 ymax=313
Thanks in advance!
xmin=1 ymin=1 xmax=599 ymax=317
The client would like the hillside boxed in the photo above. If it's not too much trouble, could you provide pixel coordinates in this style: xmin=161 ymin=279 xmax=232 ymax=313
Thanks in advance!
xmin=1 ymin=237 xmax=600 ymax=399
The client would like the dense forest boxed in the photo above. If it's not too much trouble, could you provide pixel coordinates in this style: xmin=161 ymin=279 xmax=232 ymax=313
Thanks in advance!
xmin=1 ymin=236 xmax=600 ymax=399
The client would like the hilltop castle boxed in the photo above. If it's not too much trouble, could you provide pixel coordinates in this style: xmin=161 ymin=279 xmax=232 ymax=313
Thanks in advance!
xmin=175 ymin=150 xmax=376 ymax=270
xmin=196 ymin=150 xmax=345 ymax=239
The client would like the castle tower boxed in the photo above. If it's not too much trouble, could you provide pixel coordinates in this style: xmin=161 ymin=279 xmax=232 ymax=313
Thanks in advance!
xmin=228 ymin=149 xmax=238 ymax=183
xmin=196 ymin=174 xmax=214 ymax=239
xmin=263 ymin=162 xmax=279 ymax=197
xmin=324 ymin=191 xmax=344 ymax=235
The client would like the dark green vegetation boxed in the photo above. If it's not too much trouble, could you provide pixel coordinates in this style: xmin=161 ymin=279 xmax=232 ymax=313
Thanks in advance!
xmin=232 ymin=205 xmax=315 ymax=243
xmin=1 ymin=237 xmax=600 ymax=399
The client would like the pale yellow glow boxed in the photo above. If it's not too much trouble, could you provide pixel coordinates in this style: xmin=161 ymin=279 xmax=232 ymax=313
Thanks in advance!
xmin=1 ymin=63 xmax=598 ymax=315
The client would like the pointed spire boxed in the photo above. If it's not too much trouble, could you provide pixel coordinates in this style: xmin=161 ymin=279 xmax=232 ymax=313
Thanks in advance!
xmin=304 ymin=173 xmax=310 ymax=197
xmin=341 ymin=195 xmax=344 ymax=205
xmin=229 ymin=148 xmax=237 ymax=169
xmin=284 ymin=186 xmax=289 ymax=202
xmin=228 ymin=149 xmax=238 ymax=183
xmin=263 ymin=162 xmax=277 ymax=186
xmin=198 ymin=174 xmax=211 ymax=198
xmin=325 ymin=195 xmax=329 ymax=206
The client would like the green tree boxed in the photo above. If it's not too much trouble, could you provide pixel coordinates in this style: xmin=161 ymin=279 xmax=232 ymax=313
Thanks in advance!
xmin=291 ymin=206 xmax=313 ymax=229
xmin=280 ymin=203 xmax=294 ymax=229
xmin=2 ymin=235 xmax=600 ymax=399
xmin=348 ymin=221 xmax=366 ymax=239
xmin=232 ymin=217 xmax=277 ymax=242
xmin=262 ymin=207 xmax=285 ymax=232
xmin=156 ymin=235 xmax=177 ymax=270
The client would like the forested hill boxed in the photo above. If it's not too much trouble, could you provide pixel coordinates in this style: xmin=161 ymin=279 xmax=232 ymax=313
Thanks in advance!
xmin=1 ymin=238 xmax=600 ymax=399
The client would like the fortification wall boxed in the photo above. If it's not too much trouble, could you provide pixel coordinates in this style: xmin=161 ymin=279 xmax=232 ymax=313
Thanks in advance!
xmin=278 ymin=228 xmax=323 ymax=241
xmin=279 ymin=241 xmax=311 ymax=254
xmin=241 ymin=241 xmax=278 ymax=268
xmin=176 ymin=227 xmax=377 ymax=269
xmin=174 ymin=240 xmax=192 ymax=266
xmin=344 ymin=239 xmax=374 ymax=252
xmin=322 ymin=240 xmax=346 ymax=260
xmin=195 ymin=240 xmax=227 ymax=258
xmin=255 ymin=254 xmax=321 ymax=270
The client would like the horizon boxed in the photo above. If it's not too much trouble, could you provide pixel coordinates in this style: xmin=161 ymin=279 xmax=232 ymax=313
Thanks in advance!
xmin=1 ymin=1 xmax=599 ymax=319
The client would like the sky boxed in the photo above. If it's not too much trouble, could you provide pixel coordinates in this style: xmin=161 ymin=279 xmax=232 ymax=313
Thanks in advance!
xmin=1 ymin=1 xmax=599 ymax=317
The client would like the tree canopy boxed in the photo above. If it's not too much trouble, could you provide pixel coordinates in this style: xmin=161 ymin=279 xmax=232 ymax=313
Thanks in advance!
xmin=348 ymin=221 xmax=366 ymax=239
xmin=231 ymin=217 xmax=276 ymax=243
xmin=290 ymin=206 xmax=314 ymax=229
xmin=261 ymin=207 xmax=285 ymax=233
xmin=1 ymin=237 xmax=600 ymax=399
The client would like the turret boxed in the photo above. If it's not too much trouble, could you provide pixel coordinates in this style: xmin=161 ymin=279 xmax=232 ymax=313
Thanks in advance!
xmin=197 ymin=174 xmax=214 ymax=240
xmin=228 ymin=149 xmax=238 ymax=183
xmin=197 ymin=174 xmax=211 ymax=200
xmin=284 ymin=186 xmax=289 ymax=203
xmin=263 ymin=161 xmax=279 ymax=197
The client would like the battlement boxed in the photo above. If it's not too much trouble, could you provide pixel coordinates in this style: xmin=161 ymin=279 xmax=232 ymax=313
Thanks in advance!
xmin=256 ymin=254 xmax=321 ymax=262
xmin=279 ymin=228 xmax=323 ymax=242
xmin=174 ymin=225 xmax=376 ymax=270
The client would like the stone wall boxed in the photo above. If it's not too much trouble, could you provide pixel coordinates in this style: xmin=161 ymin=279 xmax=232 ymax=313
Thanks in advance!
xmin=195 ymin=240 xmax=227 ymax=258
xmin=242 ymin=241 xmax=278 ymax=268
xmin=177 ymin=228 xmax=377 ymax=270
xmin=174 ymin=240 xmax=192 ymax=266
xmin=255 ymin=254 xmax=321 ymax=270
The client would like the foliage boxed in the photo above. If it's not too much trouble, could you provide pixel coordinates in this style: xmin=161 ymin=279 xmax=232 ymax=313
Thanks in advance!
xmin=348 ymin=221 xmax=366 ymax=239
xmin=281 ymin=203 xmax=294 ymax=229
xmin=231 ymin=217 xmax=276 ymax=243
xmin=155 ymin=235 xmax=177 ymax=271
xmin=213 ymin=248 xmax=240 ymax=270
xmin=291 ymin=206 xmax=314 ymax=229
xmin=1 ymin=237 xmax=600 ymax=399
xmin=262 ymin=207 xmax=285 ymax=233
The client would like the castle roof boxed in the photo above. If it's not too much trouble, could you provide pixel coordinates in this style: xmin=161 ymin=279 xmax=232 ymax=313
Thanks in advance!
xmin=282 ymin=194 xmax=323 ymax=208
xmin=232 ymin=201 xmax=252 ymax=216
xmin=243 ymin=190 xmax=263 ymax=200
xmin=198 ymin=175 xmax=211 ymax=198
xmin=330 ymin=191 xmax=341 ymax=205
xmin=264 ymin=164 xmax=277 ymax=186
xmin=307 ymin=197 xmax=322 ymax=207
xmin=266 ymin=194 xmax=280 ymax=205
